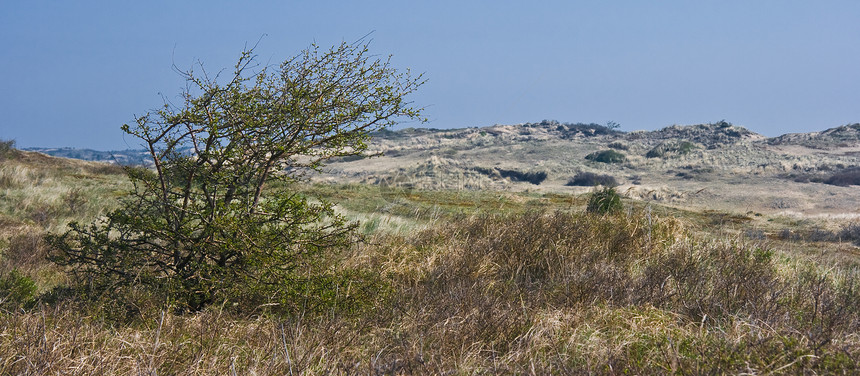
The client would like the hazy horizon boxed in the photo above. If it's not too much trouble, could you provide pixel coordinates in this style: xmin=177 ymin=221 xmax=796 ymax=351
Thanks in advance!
xmin=19 ymin=119 xmax=860 ymax=152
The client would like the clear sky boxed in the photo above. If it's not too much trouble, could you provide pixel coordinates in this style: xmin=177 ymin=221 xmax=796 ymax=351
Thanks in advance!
xmin=2 ymin=1 xmax=859 ymax=150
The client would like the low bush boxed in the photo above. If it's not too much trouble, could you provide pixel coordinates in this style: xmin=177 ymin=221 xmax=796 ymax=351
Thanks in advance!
xmin=777 ymin=224 xmax=860 ymax=245
xmin=807 ymin=228 xmax=839 ymax=242
xmin=473 ymin=167 xmax=548 ymax=185
xmin=411 ymin=209 xmax=860 ymax=332
xmin=607 ymin=141 xmax=628 ymax=150
xmin=587 ymin=186 xmax=623 ymax=214
xmin=497 ymin=169 xmax=547 ymax=185
xmin=840 ymin=222 xmax=860 ymax=245
xmin=646 ymin=141 xmax=696 ymax=158
xmin=788 ymin=173 xmax=819 ymax=183
xmin=825 ymin=167 xmax=860 ymax=186
xmin=329 ymin=154 xmax=366 ymax=163
xmin=566 ymin=171 xmax=618 ymax=187
xmin=585 ymin=149 xmax=626 ymax=163
xmin=532 ymin=120 xmax=619 ymax=138
xmin=784 ymin=167 xmax=860 ymax=187
xmin=0 ymin=270 xmax=37 ymax=311
xmin=0 ymin=139 xmax=15 ymax=160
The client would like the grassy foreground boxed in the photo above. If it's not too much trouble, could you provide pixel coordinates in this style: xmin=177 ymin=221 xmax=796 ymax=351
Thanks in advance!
xmin=2 ymin=149 xmax=860 ymax=374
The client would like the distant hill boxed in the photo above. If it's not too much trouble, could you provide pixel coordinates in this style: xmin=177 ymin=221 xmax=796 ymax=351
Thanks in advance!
xmin=18 ymin=120 xmax=860 ymax=216
xmin=22 ymin=121 xmax=838 ymax=165
xmin=627 ymin=121 xmax=766 ymax=148
xmin=325 ymin=120 xmax=860 ymax=216
xmin=767 ymin=123 xmax=860 ymax=149
xmin=23 ymin=147 xmax=151 ymax=166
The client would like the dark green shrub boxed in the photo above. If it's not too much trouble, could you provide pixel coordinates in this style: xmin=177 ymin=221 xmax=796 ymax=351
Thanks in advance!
xmin=607 ymin=142 xmax=628 ymax=150
xmin=825 ymin=167 xmax=860 ymax=186
xmin=807 ymin=228 xmax=838 ymax=242
xmin=0 ymin=270 xmax=37 ymax=311
xmin=535 ymin=120 xmax=620 ymax=138
xmin=566 ymin=172 xmax=618 ymax=187
xmin=0 ymin=139 xmax=15 ymax=160
xmin=473 ymin=167 xmax=548 ymax=185
xmin=646 ymin=141 xmax=696 ymax=159
xmin=840 ymin=222 xmax=860 ymax=246
xmin=330 ymin=154 xmax=366 ymax=163
xmin=715 ymin=120 xmax=732 ymax=128
xmin=587 ymin=186 xmax=622 ymax=214
xmin=497 ymin=169 xmax=547 ymax=185
xmin=585 ymin=150 xmax=626 ymax=164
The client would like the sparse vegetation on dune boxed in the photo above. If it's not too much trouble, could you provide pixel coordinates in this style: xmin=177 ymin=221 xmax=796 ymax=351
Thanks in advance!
xmin=567 ymin=171 xmax=619 ymax=187
xmin=473 ymin=166 xmax=548 ymax=185
xmin=5 ymin=122 xmax=860 ymax=372
xmin=585 ymin=149 xmax=626 ymax=164
xmin=784 ymin=166 xmax=860 ymax=187
xmin=768 ymin=123 xmax=860 ymax=149
xmin=646 ymin=140 xmax=697 ymax=159
xmin=607 ymin=141 xmax=628 ymax=150
xmin=824 ymin=167 xmax=860 ymax=186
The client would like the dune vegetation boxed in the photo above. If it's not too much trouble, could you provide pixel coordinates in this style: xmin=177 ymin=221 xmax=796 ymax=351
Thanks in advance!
xmin=3 ymin=141 xmax=860 ymax=374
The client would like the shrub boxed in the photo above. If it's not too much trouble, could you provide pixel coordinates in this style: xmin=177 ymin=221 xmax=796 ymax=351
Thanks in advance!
xmin=839 ymin=222 xmax=860 ymax=246
xmin=47 ymin=40 xmax=423 ymax=315
xmin=715 ymin=120 xmax=732 ymax=128
xmin=778 ymin=228 xmax=799 ymax=241
xmin=330 ymin=154 xmax=366 ymax=163
xmin=534 ymin=120 xmax=619 ymax=137
xmin=825 ymin=167 xmax=860 ymax=186
xmin=587 ymin=186 xmax=622 ymax=214
xmin=474 ymin=167 xmax=548 ymax=185
xmin=0 ymin=139 xmax=15 ymax=160
xmin=807 ymin=228 xmax=838 ymax=242
xmin=776 ymin=224 xmax=860 ymax=245
xmin=497 ymin=168 xmax=547 ymax=185
xmin=607 ymin=141 xmax=628 ymax=150
xmin=585 ymin=149 xmax=626 ymax=164
xmin=646 ymin=141 xmax=696 ymax=159
xmin=0 ymin=270 xmax=37 ymax=311
xmin=566 ymin=171 xmax=618 ymax=187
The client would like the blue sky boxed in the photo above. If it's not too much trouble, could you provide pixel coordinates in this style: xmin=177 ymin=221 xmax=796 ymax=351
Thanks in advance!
xmin=2 ymin=1 xmax=859 ymax=150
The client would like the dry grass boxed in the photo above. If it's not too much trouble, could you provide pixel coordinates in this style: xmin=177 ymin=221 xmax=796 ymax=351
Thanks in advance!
xmin=7 ymin=209 xmax=860 ymax=374
xmin=0 ymin=151 xmax=127 ymax=294
xmin=0 ymin=304 xmax=369 ymax=375
xmin=4 ymin=149 xmax=860 ymax=374
xmin=0 ymin=151 xmax=126 ymax=231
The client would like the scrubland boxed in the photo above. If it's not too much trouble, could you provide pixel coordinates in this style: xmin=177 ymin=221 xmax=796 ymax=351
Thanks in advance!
xmin=3 ymin=145 xmax=860 ymax=374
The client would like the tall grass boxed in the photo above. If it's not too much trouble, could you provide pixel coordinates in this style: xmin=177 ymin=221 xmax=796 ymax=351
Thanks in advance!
xmin=358 ymin=210 xmax=860 ymax=373
xmin=5 ymin=208 xmax=859 ymax=374
xmin=0 ymin=151 xmax=127 ymax=298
